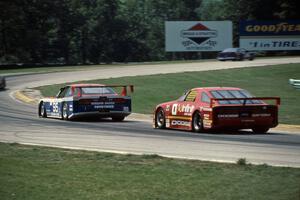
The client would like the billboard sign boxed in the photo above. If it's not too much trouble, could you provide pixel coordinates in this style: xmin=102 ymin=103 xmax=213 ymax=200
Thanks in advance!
xmin=239 ymin=20 xmax=300 ymax=51
xmin=165 ymin=21 xmax=232 ymax=52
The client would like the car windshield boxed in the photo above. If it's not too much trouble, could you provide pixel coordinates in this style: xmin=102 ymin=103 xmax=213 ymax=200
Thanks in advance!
xmin=81 ymin=87 xmax=116 ymax=95
xmin=210 ymin=90 xmax=262 ymax=104
xmin=222 ymin=48 xmax=238 ymax=52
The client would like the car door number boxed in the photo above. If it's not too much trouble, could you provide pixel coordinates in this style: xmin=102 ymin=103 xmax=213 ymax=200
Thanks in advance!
xmin=172 ymin=104 xmax=178 ymax=115
xmin=50 ymin=102 xmax=59 ymax=113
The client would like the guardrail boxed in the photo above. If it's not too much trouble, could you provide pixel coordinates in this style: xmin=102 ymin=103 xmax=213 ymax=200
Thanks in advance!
xmin=289 ymin=79 xmax=300 ymax=89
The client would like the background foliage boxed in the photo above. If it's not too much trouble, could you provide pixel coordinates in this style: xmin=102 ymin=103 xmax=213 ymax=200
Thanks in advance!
xmin=1 ymin=0 xmax=299 ymax=65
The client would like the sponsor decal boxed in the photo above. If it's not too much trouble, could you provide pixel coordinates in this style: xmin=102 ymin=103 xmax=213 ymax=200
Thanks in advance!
xmin=123 ymin=106 xmax=129 ymax=112
xmin=91 ymin=102 xmax=115 ymax=105
xmin=185 ymin=90 xmax=198 ymax=102
xmin=241 ymin=119 xmax=255 ymax=123
xmin=218 ymin=114 xmax=239 ymax=118
xmin=94 ymin=105 xmax=114 ymax=109
xmin=203 ymin=119 xmax=212 ymax=128
xmin=171 ymin=120 xmax=190 ymax=126
xmin=166 ymin=119 xmax=170 ymax=128
xmin=166 ymin=105 xmax=170 ymax=112
xmin=172 ymin=104 xmax=195 ymax=115
xmin=252 ymin=113 xmax=271 ymax=117
xmin=203 ymin=114 xmax=210 ymax=120
xmin=201 ymin=107 xmax=212 ymax=112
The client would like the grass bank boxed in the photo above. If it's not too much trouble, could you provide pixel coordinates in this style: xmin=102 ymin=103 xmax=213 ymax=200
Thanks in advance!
xmin=37 ymin=63 xmax=300 ymax=125
xmin=0 ymin=142 xmax=299 ymax=200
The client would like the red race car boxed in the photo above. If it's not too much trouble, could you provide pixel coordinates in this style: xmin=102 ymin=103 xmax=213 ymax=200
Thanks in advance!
xmin=153 ymin=87 xmax=280 ymax=133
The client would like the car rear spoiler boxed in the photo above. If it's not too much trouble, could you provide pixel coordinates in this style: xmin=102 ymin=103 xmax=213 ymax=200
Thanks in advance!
xmin=73 ymin=85 xmax=134 ymax=96
xmin=210 ymin=97 xmax=280 ymax=108
xmin=103 ymin=85 xmax=134 ymax=96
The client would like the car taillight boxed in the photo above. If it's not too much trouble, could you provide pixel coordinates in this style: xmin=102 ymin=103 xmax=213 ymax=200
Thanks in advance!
xmin=114 ymin=98 xmax=126 ymax=103
xmin=79 ymin=99 xmax=92 ymax=105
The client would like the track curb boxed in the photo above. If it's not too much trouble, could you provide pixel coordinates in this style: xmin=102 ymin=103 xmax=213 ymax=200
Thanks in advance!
xmin=13 ymin=89 xmax=40 ymax=105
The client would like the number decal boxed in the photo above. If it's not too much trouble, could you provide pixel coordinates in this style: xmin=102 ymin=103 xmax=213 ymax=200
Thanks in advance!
xmin=50 ymin=102 xmax=59 ymax=113
xmin=172 ymin=104 xmax=178 ymax=115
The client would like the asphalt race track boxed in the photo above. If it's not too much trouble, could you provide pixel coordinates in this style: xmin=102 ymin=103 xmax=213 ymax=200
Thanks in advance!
xmin=1 ymin=58 xmax=300 ymax=167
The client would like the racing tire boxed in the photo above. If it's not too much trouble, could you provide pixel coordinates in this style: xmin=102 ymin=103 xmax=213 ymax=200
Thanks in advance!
xmin=39 ymin=102 xmax=47 ymax=118
xmin=62 ymin=103 xmax=69 ymax=120
xmin=112 ymin=116 xmax=125 ymax=122
xmin=252 ymin=127 xmax=269 ymax=134
xmin=192 ymin=111 xmax=204 ymax=133
xmin=155 ymin=108 xmax=166 ymax=129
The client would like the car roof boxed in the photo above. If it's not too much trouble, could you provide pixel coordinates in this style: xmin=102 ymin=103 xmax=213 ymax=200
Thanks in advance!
xmin=222 ymin=48 xmax=240 ymax=52
xmin=67 ymin=83 xmax=105 ymax=87
xmin=192 ymin=87 xmax=242 ymax=92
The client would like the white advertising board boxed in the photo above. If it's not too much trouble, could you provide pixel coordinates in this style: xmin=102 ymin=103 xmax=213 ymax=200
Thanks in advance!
xmin=165 ymin=21 xmax=233 ymax=52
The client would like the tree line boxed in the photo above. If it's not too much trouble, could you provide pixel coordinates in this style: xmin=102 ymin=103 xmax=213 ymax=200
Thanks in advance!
xmin=1 ymin=0 xmax=299 ymax=66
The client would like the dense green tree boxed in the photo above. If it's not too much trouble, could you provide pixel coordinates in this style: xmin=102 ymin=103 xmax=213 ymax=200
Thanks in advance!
xmin=0 ymin=0 xmax=299 ymax=66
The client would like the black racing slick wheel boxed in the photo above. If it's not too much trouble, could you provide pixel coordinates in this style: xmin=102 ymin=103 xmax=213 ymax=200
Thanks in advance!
xmin=62 ymin=103 xmax=69 ymax=120
xmin=155 ymin=108 xmax=166 ymax=129
xmin=112 ymin=116 xmax=125 ymax=122
xmin=192 ymin=111 xmax=203 ymax=133
xmin=39 ymin=102 xmax=47 ymax=118
xmin=252 ymin=127 xmax=269 ymax=134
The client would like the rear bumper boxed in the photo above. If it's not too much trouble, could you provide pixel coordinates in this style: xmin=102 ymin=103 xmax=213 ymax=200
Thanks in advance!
xmin=210 ymin=118 xmax=278 ymax=130
xmin=69 ymin=111 xmax=131 ymax=119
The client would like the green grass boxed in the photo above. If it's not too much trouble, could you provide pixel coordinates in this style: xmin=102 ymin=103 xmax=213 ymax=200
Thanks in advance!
xmin=0 ymin=142 xmax=299 ymax=200
xmin=36 ymin=63 xmax=300 ymax=125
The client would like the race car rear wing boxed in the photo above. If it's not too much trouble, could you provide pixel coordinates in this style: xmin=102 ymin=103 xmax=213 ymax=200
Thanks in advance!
xmin=105 ymin=85 xmax=134 ymax=96
xmin=86 ymin=85 xmax=134 ymax=96
xmin=210 ymin=97 xmax=280 ymax=108
xmin=69 ymin=85 xmax=134 ymax=97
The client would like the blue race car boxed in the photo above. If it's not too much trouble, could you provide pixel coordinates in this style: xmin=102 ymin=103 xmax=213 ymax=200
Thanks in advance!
xmin=217 ymin=48 xmax=255 ymax=61
xmin=38 ymin=84 xmax=133 ymax=121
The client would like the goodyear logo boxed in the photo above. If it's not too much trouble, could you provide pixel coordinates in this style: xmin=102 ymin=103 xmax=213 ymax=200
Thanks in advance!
xmin=240 ymin=20 xmax=300 ymax=36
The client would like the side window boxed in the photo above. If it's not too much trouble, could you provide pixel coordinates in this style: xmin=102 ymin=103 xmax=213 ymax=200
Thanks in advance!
xmin=57 ymin=87 xmax=70 ymax=98
xmin=201 ymin=92 xmax=210 ymax=103
xmin=65 ymin=87 xmax=72 ymax=97
xmin=73 ymin=87 xmax=81 ymax=97
xmin=184 ymin=90 xmax=197 ymax=102
xmin=57 ymin=87 xmax=66 ymax=98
